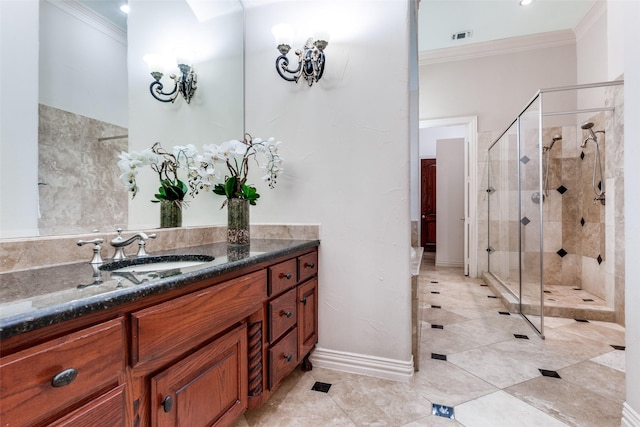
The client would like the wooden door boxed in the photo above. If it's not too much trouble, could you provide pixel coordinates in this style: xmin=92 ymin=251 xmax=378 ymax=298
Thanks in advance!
xmin=421 ymin=159 xmax=437 ymax=252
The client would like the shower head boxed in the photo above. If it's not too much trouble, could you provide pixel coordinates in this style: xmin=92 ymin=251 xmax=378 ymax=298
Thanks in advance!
xmin=581 ymin=121 xmax=598 ymax=147
xmin=546 ymin=134 xmax=562 ymax=150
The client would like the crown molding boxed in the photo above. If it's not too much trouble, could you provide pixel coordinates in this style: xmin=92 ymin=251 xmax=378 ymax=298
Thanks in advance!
xmin=419 ymin=29 xmax=575 ymax=66
xmin=45 ymin=0 xmax=127 ymax=46
xmin=573 ymin=0 xmax=607 ymax=42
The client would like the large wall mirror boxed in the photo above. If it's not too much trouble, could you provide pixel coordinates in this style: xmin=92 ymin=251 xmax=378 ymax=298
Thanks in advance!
xmin=3 ymin=0 xmax=244 ymax=239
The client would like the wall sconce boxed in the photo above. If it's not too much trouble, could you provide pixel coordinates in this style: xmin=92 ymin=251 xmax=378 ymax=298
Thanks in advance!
xmin=143 ymin=53 xmax=197 ymax=104
xmin=271 ymin=24 xmax=329 ymax=86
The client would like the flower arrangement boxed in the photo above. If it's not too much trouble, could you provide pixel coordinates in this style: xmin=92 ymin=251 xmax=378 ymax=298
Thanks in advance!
xmin=117 ymin=134 xmax=283 ymax=208
xmin=188 ymin=133 xmax=283 ymax=207
xmin=118 ymin=142 xmax=197 ymax=208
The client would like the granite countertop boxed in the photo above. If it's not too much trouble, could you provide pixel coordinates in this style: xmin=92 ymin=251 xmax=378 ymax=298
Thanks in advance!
xmin=0 ymin=239 xmax=319 ymax=340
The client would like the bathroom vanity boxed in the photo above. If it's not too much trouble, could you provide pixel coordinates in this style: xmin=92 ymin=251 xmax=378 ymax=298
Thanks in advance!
xmin=0 ymin=239 xmax=319 ymax=426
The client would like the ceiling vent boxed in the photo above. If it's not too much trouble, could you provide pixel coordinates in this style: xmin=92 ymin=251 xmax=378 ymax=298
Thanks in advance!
xmin=451 ymin=30 xmax=473 ymax=41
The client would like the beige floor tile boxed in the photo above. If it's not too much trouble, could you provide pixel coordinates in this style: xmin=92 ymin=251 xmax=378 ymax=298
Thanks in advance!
xmin=455 ymin=390 xmax=569 ymax=427
xmin=420 ymin=326 xmax=486 ymax=355
xmin=447 ymin=347 xmax=541 ymax=389
xmin=558 ymin=360 xmax=626 ymax=404
xmin=505 ymin=376 xmax=623 ymax=427
xmin=411 ymin=359 xmax=497 ymax=407
xmin=401 ymin=414 xmax=464 ymax=426
xmin=553 ymin=320 xmax=626 ymax=346
xmin=443 ymin=318 xmax=516 ymax=346
xmin=590 ymin=349 xmax=626 ymax=372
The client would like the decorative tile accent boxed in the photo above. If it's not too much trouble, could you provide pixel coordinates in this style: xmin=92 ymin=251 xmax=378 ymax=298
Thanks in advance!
xmin=431 ymin=353 xmax=447 ymax=361
xmin=431 ymin=324 xmax=444 ymax=329
xmin=431 ymin=281 xmax=439 ymax=284
xmin=597 ymin=255 xmax=603 ymax=265
xmin=520 ymin=155 xmax=530 ymax=164
xmin=580 ymin=151 xmax=585 ymax=160
xmin=544 ymin=290 xmax=551 ymax=294
xmin=311 ymin=381 xmax=332 ymax=393
xmin=575 ymin=319 xmax=590 ymax=323
xmin=431 ymin=291 xmax=440 ymax=294
xmin=598 ymin=180 xmax=602 ymax=191
xmin=481 ymin=284 xmax=488 ymax=287
xmin=431 ymin=305 xmax=442 ymax=309
xmin=611 ymin=345 xmax=626 ymax=351
xmin=539 ymin=369 xmax=561 ymax=379
xmin=583 ymin=298 xmax=594 ymax=302
xmin=432 ymin=403 xmax=455 ymax=419
xmin=580 ymin=217 xmax=585 ymax=227
xmin=556 ymin=185 xmax=567 ymax=194
xmin=521 ymin=216 xmax=530 ymax=226
xmin=557 ymin=248 xmax=568 ymax=257
xmin=487 ymin=295 xmax=498 ymax=299
xmin=514 ymin=334 xmax=529 ymax=340
xmin=499 ymin=311 xmax=511 ymax=316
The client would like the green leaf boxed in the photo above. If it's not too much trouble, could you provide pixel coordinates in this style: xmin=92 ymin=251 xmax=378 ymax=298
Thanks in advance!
xmin=225 ymin=176 xmax=237 ymax=198
xmin=213 ymin=183 xmax=226 ymax=196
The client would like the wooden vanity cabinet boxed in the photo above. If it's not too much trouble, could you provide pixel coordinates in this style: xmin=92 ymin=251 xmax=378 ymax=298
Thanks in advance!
xmin=0 ymin=246 xmax=319 ymax=427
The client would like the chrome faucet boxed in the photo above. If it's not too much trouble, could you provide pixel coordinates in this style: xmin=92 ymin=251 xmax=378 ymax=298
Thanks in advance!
xmin=110 ymin=228 xmax=157 ymax=260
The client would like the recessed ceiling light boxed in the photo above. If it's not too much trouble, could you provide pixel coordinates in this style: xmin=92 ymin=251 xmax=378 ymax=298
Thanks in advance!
xmin=520 ymin=0 xmax=533 ymax=5
xmin=120 ymin=4 xmax=130 ymax=14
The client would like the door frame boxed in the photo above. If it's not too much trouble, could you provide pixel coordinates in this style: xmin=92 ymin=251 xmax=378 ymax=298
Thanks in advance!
xmin=419 ymin=116 xmax=478 ymax=277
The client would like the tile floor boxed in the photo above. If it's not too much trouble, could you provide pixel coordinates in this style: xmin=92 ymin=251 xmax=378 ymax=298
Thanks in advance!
xmin=235 ymin=254 xmax=626 ymax=426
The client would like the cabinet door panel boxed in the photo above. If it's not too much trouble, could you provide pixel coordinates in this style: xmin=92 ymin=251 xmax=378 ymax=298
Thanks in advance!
xmin=297 ymin=278 xmax=318 ymax=359
xmin=151 ymin=324 xmax=247 ymax=427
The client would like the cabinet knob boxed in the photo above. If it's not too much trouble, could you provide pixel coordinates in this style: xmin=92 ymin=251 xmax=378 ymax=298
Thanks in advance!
xmin=304 ymin=262 xmax=315 ymax=269
xmin=300 ymin=297 xmax=307 ymax=305
xmin=284 ymin=354 xmax=293 ymax=362
xmin=162 ymin=396 xmax=173 ymax=413
xmin=51 ymin=368 xmax=78 ymax=387
xmin=282 ymin=310 xmax=292 ymax=318
xmin=279 ymin=273 xmax=292 ymax=280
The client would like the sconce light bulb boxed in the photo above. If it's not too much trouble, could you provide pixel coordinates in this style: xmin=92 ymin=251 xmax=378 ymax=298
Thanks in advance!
xmin=143 ymin=53 xmax=165 ymax=74
xmin=120 ymin=4 xmax=129 ymax=14
xmin=272 ymin=24 xmax=295 ymax=49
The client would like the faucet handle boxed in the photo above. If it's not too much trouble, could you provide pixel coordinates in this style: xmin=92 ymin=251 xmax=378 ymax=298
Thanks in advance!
xmin=136 ymin=233 xmax=157 ymax=257
xmin=77 ymin=238 xmax=105 ymax=264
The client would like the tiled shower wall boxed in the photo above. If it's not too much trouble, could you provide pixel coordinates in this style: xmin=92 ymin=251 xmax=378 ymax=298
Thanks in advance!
xmin=38 ymin=105 xmax=128 ymax=236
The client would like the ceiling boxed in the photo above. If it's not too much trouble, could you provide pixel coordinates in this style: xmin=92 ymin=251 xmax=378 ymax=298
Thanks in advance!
xmin=418 ymin=0 xmax=597 ymax=51
xmin=78 ymin=0 xmax=598 ymax=51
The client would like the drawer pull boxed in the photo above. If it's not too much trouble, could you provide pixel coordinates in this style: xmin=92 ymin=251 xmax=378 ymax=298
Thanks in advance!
xmin=162 ymin=396 xmax=173 ymax=413
xmin=304 ymin=262 xmax=315 ymax=269
xmin=300 ymin=297 xmax=307 ymax=305
xmin=279 ymin=273 xmax=292 ymax=280
xmin=51 ymin=368 xmax=78 ymax=388
xmin=282 ymin=310 xmax=292 ymax=318
xmin=284 ymin=354 xmax=293 ymax=362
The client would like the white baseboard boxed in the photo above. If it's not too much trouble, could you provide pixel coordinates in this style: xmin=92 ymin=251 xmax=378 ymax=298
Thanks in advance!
xmin=435 ymin=259 xmax=464 ymax=268
xmin=309 ymin=347 xmax=414 ymax=383
xmin=622 ymin=402 xmax=640 ymax=427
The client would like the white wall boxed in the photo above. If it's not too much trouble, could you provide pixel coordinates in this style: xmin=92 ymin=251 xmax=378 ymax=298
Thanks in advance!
xmin=127 ymin=0 xmax=244 ymax=230
xmin=435 ymin=138 xmax=465 ymax=267
xmin=419 ymin=125 xmax=466 ymax=158
xmin=245 ymin=0 xmax=414 ymax=375
xmin=39 ymin=1 xmax=128 ymax=127
xmin=0 ymin=0 xmax=40 ymax=238
xmin=623 ymin=0 xmax=640 ymax=423
xmin=420 ymin=42 xmax=577 ymax=132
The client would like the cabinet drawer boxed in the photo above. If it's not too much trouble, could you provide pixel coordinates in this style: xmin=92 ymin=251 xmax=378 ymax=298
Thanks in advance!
xmin=49 ymin=384 xmax=127 ymax=427
xmin=269 ymin=328 xmax=298 ymax=389
xmin=268 ymin=258 xmax=297 ymax=296
xmin=268 ymin=288 xmax=297 ymax=343
xmin=132 ymin=270 xmax=266 ymax=366
xmin=298 ymin=251 xmax=318 ymax=283
xmin=0 ymin=318 xmax=125 ymax=427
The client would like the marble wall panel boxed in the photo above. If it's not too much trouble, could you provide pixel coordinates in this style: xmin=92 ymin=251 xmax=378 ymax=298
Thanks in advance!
xmin=38 ymin=105 xmax=128 ymax=236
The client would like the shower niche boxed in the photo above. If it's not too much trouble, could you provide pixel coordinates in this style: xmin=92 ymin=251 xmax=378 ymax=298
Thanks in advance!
xmin=485 ymin=80 xmax=624 ymax=336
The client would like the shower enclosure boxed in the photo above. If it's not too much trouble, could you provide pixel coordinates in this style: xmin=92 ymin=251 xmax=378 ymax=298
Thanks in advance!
xmin=485 ymin=80 xmax=624 ymax=336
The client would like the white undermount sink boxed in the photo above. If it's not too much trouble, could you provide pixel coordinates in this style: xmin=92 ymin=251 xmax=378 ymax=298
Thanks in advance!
xmin=100 ymin=254 xmax=215 ymax=274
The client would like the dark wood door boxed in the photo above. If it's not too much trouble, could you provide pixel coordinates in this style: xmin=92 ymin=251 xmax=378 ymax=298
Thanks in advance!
xmin=421 ymin=159 xmax=437 ymax=252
